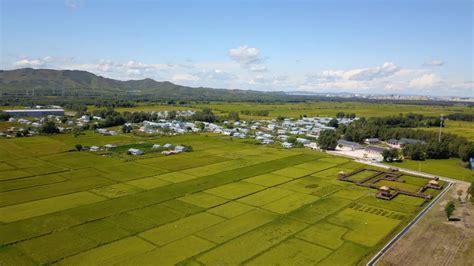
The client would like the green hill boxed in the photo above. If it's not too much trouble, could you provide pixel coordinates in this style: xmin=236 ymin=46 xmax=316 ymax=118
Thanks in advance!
xmin=0 ymin=68 xmax=286 ymax=101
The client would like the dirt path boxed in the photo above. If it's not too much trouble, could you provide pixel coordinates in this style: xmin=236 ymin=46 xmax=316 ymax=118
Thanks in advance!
xmin=377 ymin=182 xmax=474 ymax=266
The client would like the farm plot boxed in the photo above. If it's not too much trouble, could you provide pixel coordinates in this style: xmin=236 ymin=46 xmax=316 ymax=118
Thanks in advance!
xmin=0 ymin=133 xmax=431 ymax=265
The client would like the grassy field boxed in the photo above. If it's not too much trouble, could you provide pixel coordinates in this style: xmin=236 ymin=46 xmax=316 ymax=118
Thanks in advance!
xmin=419 ymin=120 xmax=474 ymax=141
xmin=388 ymin=158 xmax=473 ymax=183
xmin=0 ymin=132 xmax=449 ymax=265
xmin=84 ymin=101 xmax=474 ymax=120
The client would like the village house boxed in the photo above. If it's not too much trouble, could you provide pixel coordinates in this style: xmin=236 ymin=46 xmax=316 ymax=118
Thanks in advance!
xmin=364 ymin=145 xmax=387 ymax=154
xmin=128 ymin=148 xmax=144 ymax=155
xmin=281 ymin=142 xmax=293 ymax=148
xmin=364 ymin=138 xmax=380 ymax=144
xmin=337 ymin=140 xmax=363 ymax=151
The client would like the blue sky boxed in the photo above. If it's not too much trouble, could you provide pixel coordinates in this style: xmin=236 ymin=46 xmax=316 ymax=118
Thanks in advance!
xmin=1 ymin=0 xmax=472 ymax=96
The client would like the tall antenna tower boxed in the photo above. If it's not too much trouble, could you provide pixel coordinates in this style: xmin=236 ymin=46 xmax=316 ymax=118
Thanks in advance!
xmin=438 ymin=114 xmax=444 ymax=142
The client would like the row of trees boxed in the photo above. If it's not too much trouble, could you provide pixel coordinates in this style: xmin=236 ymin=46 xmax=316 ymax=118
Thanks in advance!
xmin=336 ymin=112 xmax=356 ymax=119
xmin=341 ymin=117 xmax=474 ymax=161
xmin=446 ymin=113 xmax=474 ymax=122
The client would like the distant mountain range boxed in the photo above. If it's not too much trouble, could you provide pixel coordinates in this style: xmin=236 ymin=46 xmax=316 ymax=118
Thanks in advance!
xmin=0 ymin=68 xmax=287 ymax=101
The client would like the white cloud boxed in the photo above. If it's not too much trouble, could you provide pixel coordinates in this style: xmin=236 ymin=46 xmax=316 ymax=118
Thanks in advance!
xmin=306 ymin=62 xmax=401 ymax=85
xmin=13 ymin=56 xmax=53 ymax=68
xmin=228 ymin=45 xmax=267 ymax=72
xmin=249 ymin=75 xmax=267 ymax=84
xmin=409 ymin=73 xmax=441 ymax=88
xmin=172 ymin=74 xmax=200 ymax=82
xmin=423 ymin=59 xmax=444 ymax=66
xmin=65 ymin=0 xmax=83 ymax=9
xmin=198 ymin=69 xmax=237 ymax=81
xmin=348 ymin=62 xmax=400 ymax=81
xmin=228 ymin=45 xmax=261 ymax=65
xmin=249 ymin=65 xmax=267 ymax=72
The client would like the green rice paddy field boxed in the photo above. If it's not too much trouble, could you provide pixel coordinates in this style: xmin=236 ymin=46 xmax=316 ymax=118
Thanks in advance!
xmin=0 ymin=133 xmax=441 ymax=265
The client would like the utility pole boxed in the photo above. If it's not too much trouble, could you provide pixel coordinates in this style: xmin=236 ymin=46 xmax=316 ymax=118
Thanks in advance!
xmin=438 ymin=114 xmax=444 ymax=142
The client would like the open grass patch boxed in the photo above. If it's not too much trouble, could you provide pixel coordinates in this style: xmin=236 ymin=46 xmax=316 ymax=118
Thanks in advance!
xmin=296 ymin=221 xmax=348 ymax=249
xmin=289 ymin=196 xmax=352 ymax=224
xmin=119 ymin=235 xmax=215 ymax=266
xmin=139 ymin=212 xmax=225 ymax=246
xmin=98 ymin=162 xmax=167 ymax=182
xmin=0 ymin=173 xmax=66 ymax=192
xmin=154 ymin=172 xmax=198 ymax=183
xmin=238 ymin=187 xmax=294 ymax=207
xmin=318 ymin=241 xmax=369 ymax=266
xmin=0 ymin=191 xmax=106 ymax=223
xmin=196 ymin=209 xmax=277 ymax=243
xmin=271 ymin=166 xmax=316 ymax=179
xmin=90 ymin=183 xmax=143 ymax=198
xmin=207 ymin=201 xmax=255 ymax=218
xmin=196 ymin=217 xmax=307 ymax=265
xmin=125 ymin=176 xmax=171 ymax=190
xmin=262 ymin=192 xmax=319 ymax=214
xmin=178 ymin=192 xmax=228 ymax=208
xmin=248 ymin=238 xmax=332 ymax=265
xmin=331 ymin=188 xmax=369 ymax=200
xmin=58 ymin=236 xmax=156 ymax=266
xmin=0 ymin=176 xmax=114 ymax=207
xmin=327 ymin=208 xmax=401 ymax=247
xmin=244 ymin=173 xmax=292 ymax=187
xmin=0 ymin=246 xmax=35 ymax=266
xmin=40 ymin=152 xmax=120 ymax=170
xmin=14 ymin=230 xmax=97 ymax=264
xmin=204 ymin=181 xmax=265 ymax=200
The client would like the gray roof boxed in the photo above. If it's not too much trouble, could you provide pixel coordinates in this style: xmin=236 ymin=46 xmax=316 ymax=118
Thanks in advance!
xmin=337 ymin=139 xmax=362 ymax=148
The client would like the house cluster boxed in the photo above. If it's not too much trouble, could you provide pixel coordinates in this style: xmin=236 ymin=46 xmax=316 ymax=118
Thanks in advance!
xmin=1 ymin=115 xmax=67 ymax=138
xmin=127 ymin=143 xmax=188 ymax=156
xmin=205 ymin=116 xmax=356 ymax=149
xmin=140 ymin=120 xmax=200 ymax=134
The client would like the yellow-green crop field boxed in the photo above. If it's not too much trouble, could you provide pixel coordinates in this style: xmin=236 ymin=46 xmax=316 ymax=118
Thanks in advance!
xmin=0 ymin=132 xmax=444 ymax=265
xmin=94 ymin=101 xmax=474 ymax=120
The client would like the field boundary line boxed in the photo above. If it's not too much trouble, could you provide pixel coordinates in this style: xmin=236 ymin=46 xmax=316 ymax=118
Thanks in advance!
xmin=366 ymin=181 xmax=453 ymax=266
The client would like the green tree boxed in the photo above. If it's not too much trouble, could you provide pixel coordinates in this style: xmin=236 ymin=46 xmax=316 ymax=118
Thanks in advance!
xmin=276 ymin=115 xmax=285 ymax=122
xmin=458 ymin=143 xmax=474 ymax=162
xmin=192 ymin=108 xmax=216 ymax=123
xmin=445 ymin=201 xmax=455 ymax=220
xmin=122 ymin=124 xmax=132 ymax=133
xmin=318 ymin=130 xmax=339 ymax=150
xmin=0 ymin=111 xmax=10 ymax=121
xmin=167 ymin=110 xmax=177 ymax=120
xmin=40 ymin=120 xmax=59 ymax=134
xmin=228 ymin=111 xmax=240 ymax=121
xmin=328 ymin=118 xmax=339 ymax=128
xmin=75 ymin=144 xmax=83 ymax=151
xmin=382 ymin=148 xmax=401 ymax=162
xmin=336 ymin=112 xmax=345 ymax=118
